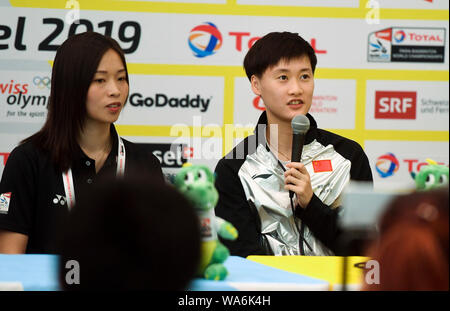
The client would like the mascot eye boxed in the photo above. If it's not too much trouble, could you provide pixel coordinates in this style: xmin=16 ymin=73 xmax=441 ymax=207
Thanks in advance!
xmin=424 ymin=174 xmax=436 ymax=188
xmin=439 ymin=174 xmax=448 ymax=185
xmin=184 ymin=172 xmax=194 ymax=185
xmin=197 ymin=170 xmax=207 ymax=182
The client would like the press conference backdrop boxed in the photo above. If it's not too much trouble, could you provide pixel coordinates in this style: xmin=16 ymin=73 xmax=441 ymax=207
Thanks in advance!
xmin=0 ymin=0 xmax=448 ymax=190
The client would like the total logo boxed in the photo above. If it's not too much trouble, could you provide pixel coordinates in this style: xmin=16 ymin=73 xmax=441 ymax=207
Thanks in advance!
xmin=188 ymin=22 xmax=327 ymax=58
xmin=393 ymin=30 xmax=406 ymax=43
xmin=368 ymin=27 xmax=445 ymax=63
xmin=404 ymin=158 xmax=447 ymax=179
xmin=188 ymin=22 xmax=223 ymax=58
xmin=375 ymin=152 xmax=448 ymax=179
xmin=401 ymin=30 xmax=443 ymax=44
xmin=375 ymin=91 xmax=417 ymax=119
xmin=376 ymin=153 xmax=399 ymax=178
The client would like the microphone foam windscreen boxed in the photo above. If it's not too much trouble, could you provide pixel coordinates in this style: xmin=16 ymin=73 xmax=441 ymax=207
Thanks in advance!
xmin=291 ymin=114 xmax=310 ymax=134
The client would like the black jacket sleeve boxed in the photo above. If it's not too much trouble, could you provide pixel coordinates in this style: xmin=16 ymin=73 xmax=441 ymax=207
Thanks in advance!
xmin=294 ymin=194 xmax=341 ymax=253
xmin=0 ymin=145 xmax=36 ymax=235
xmin=123 ymin=140 xmax=165 ymax=184
xmin=214 ymin=159 xmax=267 ymax=258
xmin=145 ymin=152 xmax=165 ymax=184
xmin=349 ymin=143 xmax=373 ymax=182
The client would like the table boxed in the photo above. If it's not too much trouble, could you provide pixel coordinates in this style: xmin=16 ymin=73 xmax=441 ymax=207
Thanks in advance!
xmin=0 ymin=254 xmax=60 ymax=291
xmin=189 ymin=255 xmax=329 ymax=290
xmin=247 ymin=255 xmax=370 ymax=291
xmin=0 ymin=254 xmax=329 ymax=291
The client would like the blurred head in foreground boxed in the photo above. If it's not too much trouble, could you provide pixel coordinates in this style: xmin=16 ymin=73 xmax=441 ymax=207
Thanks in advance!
xmin=58 ymin=176 xmax=201 ymax=290
xmin=363 ymin=187 xmax=448 ymax=291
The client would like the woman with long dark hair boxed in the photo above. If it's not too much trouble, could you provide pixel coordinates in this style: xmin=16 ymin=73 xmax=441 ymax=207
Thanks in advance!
xmin=0 ymin=32 xmax=163 ymax=254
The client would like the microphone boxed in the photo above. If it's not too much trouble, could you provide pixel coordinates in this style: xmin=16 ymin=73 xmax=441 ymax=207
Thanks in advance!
xmin=289 ymin=114 xmax=310 ymax=199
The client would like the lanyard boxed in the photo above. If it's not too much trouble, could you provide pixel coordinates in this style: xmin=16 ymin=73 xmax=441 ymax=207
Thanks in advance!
xmin=62 ymin=136 xmax=126 ymax=210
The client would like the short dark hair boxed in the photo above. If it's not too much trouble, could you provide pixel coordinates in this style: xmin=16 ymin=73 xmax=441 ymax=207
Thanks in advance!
xmin=243 ymin=32 xmax=317 ymax=80
xmin=58 ymin=176 xmax=201 ymax=290
xmin=23 ymin=31 xmax=129 ymax=171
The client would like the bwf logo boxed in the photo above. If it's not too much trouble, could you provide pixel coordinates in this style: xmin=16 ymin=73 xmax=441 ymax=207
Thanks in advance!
xmin=375 ymin=91 xmax=417 ymax=119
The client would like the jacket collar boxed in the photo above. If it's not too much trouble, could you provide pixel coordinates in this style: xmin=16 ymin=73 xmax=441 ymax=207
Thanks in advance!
xmin=75 ymin=124 xmax=119 ymax=164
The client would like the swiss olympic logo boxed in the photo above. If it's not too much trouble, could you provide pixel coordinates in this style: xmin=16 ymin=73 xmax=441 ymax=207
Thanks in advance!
xmin=376 ymin=153 xmax=400 ymax=178
xmin=188 ymin=22 xmax=223 ymax=58
xmin=393 ymin=30 xmax=406 ymax=43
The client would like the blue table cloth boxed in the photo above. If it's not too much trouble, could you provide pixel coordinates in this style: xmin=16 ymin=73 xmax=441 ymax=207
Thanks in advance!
xmin=0 ymin=254 xmax=329 ymax=291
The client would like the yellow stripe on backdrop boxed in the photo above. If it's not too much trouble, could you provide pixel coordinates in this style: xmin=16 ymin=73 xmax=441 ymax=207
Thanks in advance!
xmin=39 ymin=0 xmax=448 ymax=156
xmin=49 ymin=56 xmax=449 ymax=154
xmin=9 ymin=0 xmax=449 ymax=20
xmin=126 ymin=64 xmax=243 ymax=77
xmin=121 ymin=64 xmax=449 ymax=151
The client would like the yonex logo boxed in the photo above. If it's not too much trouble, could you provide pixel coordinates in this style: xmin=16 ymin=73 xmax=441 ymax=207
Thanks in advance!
xmin=188 ymin=22 xmax=223 ymax=58
xmin=53 ymin=194 xmax=67 ymax=206
xmin=376 ymin=153 xmax=399 ymax=178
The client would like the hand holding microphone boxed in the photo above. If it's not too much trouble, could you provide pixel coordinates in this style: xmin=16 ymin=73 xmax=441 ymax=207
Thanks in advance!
xmin=284 ymin=114 xmax=314 ymax=208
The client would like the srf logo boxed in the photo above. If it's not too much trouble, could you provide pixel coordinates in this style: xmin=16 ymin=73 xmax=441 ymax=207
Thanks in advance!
xmin=188 ymin=22 xmax=223 ymax=58
xmin=375 ymin=91 xmax=417 ymax=119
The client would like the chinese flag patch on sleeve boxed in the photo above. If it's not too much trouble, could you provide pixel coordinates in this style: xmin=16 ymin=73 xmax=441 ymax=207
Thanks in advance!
xmin=312 ymin=160 xmax=333 ymax=173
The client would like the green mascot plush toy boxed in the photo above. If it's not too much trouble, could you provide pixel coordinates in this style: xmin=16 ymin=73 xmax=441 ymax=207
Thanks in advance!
xmin=411 ymin=159 xmax=449 ymax=190
xmin=174 ymin=163 xmax=238 ymax=280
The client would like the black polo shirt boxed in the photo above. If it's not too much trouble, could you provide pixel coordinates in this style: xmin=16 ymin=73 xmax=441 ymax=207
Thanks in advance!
xmin=0 ymin=125 xmax=164 ymax=254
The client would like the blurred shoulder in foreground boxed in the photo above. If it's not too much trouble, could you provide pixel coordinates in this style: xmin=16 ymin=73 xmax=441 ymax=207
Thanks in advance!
xmin=363 ymin=187 xmax=448 ymax=291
